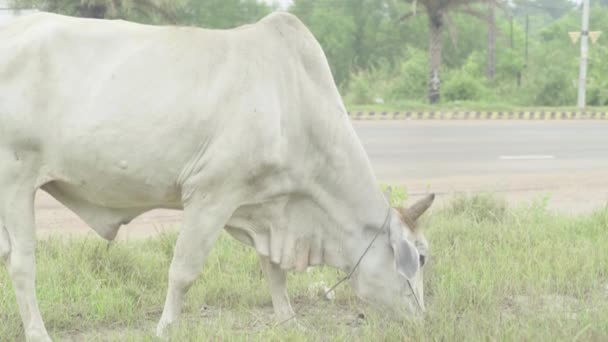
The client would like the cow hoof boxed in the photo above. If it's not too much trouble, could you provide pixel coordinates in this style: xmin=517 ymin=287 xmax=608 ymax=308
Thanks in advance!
xmin=26 ymin=329 xmax=52 ymax=342
xmin=155 ymin=319 xmax=172 ymax=340
xmin=290 ymin=321 xmax=307 ymax=332
xmin=276 ymin=317 xmax=305 ymax=331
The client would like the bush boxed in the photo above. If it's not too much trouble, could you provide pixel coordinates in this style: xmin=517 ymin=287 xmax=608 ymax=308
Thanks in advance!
xmin=588 ymin=84 xmax=608 ymax=106
xmin=386 ymin=48 xmax=428 ymax=101
xmin=446 ymin=193 xmax=507 ymax=224
xmin=344 ymin=49 xmax=428 ymax=104
xmin=530 ymin=68 xmax=575 ymax=106
xmin=345 ymin=70 xmax=376 ymax=105
xmin=443 ymin=70 xmax=486 ymax=102
xmin=380 ymin=184 xmax=408 ymax=207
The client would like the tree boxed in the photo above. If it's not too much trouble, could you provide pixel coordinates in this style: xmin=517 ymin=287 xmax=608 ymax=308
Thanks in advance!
xmin=11 ymin=0 xmax=180 ymax=23
xmin=512 ymin=0 xmax=575 ymax=20
xmin=456 ymin=1 xmax=508 ymax=81
xmin=177 ymin=0 xmax=271 ymax=29
xmin=291 ymin=0 xmax=407 ymax=87
xmin=401 ymin=0 xmax=502 ymax=103
xmin=10 ymin=0 xmax=271 ymax=26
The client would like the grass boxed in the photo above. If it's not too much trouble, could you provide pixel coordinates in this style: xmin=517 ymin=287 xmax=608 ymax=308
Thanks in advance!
xmin=1 ymin=194 xmax=608 ymax=341
xmin=346 ymin=101 xmax=608 ymax=113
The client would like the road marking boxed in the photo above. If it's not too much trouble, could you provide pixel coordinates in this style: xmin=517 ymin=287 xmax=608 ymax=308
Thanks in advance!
xmin=499 ymin=155 xmax=555 ymax=160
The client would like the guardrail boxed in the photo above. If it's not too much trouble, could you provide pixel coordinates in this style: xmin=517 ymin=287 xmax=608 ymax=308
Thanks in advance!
xmin=348 ymin=111 xmax=608 ymax=120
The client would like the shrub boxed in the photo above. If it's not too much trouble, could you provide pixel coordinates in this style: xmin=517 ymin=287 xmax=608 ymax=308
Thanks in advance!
xmin=344 ymin=48 xmax=428 ymax=104
xmin=345 ymin=70 xmax=377 ymax=105
xmin=443 ymin=70 xmax=486 ymax=102
xmin=588 ymin=84 xmax=608 ymax=106
xmin=380 ymin=184 xmax=408 ymax=207
xmin=446 ymin=193 xmax=507 ymax=224
xmin=386 ymin=48 xmax=428 ymax=101
xmin=531 ymin=68 xmax=576 ymax=106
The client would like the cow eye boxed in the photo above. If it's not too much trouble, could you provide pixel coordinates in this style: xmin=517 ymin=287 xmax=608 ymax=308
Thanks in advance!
xmin=419 ymin=254 xmax=426 ymax=267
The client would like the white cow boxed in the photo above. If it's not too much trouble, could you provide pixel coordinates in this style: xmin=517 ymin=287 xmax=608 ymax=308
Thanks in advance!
xmin=0 ymin=12 xmax=434 ymax=341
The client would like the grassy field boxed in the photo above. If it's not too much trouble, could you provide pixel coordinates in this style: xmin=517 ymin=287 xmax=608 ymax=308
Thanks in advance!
xmin=1 ymin=194 xmax=607 ymax=341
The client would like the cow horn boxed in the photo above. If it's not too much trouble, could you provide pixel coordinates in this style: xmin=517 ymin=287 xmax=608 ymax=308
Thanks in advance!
xmin=405 ymin=193 xmax=435 ymax=221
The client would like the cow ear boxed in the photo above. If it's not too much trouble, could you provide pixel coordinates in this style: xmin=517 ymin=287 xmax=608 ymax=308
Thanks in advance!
xmin=383 ymin=186 xmax=393 ymax=203
xmin=389 ymin=223 xmax=420 ymax=280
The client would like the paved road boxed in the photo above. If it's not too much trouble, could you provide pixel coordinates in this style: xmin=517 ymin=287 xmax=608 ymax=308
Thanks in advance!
xmin=35 ymin=121 xmax=608 ymax=238
xmin=356 ymin=120 xmax=608 ymax=189
xmin=354 ymin=120 xmax=608 ymax=214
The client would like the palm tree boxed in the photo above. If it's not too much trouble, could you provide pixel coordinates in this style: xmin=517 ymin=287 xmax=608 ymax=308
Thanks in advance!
xmin=401 ymin=0 xmax=501 ymax=103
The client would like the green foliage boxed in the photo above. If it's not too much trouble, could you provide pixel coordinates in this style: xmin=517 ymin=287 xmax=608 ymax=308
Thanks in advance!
xmin=11 ymin=0 xmax=271 ymax=26
xmin=291 ymin=0 xmax=409 ymax=87
xmin=381 ymin=184 xmax=408 ymax=207
xmin=513 ymin=0 xmax=576 ymax=20
xmin=532 ymin=68 xmax=575 ymax=106
xmin=497 ymin=48 xmax=524 ymax=81
xmin=588 ymin=85 xmax=608 ymax=107
xmin=9 ymin=0 xmax=608 ymax=107
xmin=303 ymin=3 xmax=357 ymax=85
xmin=341 ymin=1 xmax=608 ymax=107
xmin=342 ymin=48 xmax=428 ymax=104
xmin=176 ymin=0 xmax=271 ymax=29
xmin=443 ymin=69 xmax=487 ymax=102
xmin=11 ymin=0 xmax=182 ymax=23
xmin=388 ymin=48 xmax=429 ymax=101
xmin=354 ymin=3 xmax=607 ymax=107
xmin=445 ymin=193 xmax=508 ymax=224
xmin=345 ymin=70 xmax=377 ymax=105
xmin=587 ymin=43 xmax=608 ymax=106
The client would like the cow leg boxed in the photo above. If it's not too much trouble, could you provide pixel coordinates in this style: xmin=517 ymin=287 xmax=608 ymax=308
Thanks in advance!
xmin=258 ymin=254 xmax=295 ymax=323
xmin=156 ymin=196 xmax=236 ymax=338
xmin=1 ymin=188 xmax=51 ymax=342
xmin=0 ymin=217 xmax=9 ymax=263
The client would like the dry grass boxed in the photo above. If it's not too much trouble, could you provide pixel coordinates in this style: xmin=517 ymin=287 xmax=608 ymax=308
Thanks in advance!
xmin=1 ymin=194 xmax=607 ymax=341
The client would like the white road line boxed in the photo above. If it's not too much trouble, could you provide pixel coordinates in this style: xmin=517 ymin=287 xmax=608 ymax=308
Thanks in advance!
xmin=499 ymin=155 xmax=556 ymax=160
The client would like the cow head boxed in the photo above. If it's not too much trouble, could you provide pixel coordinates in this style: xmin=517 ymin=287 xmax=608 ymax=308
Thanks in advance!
xmin=351 ymin=190 xmax=434 ymax=318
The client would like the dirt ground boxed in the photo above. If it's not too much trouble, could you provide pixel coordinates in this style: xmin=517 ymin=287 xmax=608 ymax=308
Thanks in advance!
xmin=34 ymin=171 xmax=608 ymax=240
xmin=34 ymin=191 xmax=181 ymax=240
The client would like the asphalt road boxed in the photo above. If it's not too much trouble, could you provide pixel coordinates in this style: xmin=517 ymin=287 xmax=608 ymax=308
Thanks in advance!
xmin=355 ymin=120 xmax=608 ymax=193
xmin=35 ymin=120 xmax=608 ymax=237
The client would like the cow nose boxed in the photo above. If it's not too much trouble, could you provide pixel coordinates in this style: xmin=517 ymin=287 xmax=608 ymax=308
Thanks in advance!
xmin=406 ymin=285 xmax=425 ymax=315
xmin=411 ymin=298 xmax=425 ymax=316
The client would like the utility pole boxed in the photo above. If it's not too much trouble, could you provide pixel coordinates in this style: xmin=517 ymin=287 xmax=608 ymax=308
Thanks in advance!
xmin=577 ymin=0 xmax=590 ymax=109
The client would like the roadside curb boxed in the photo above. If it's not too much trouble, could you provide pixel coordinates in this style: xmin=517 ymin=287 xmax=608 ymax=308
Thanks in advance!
xmin=348 ymin=111 xmax=608 ymax=120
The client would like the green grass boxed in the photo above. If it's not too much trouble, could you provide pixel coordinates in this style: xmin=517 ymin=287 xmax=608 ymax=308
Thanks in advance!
xmin=1 ymin=194 xmax=607 ymax=341
xmin=346 ymin=101 xmax=608 ymax=113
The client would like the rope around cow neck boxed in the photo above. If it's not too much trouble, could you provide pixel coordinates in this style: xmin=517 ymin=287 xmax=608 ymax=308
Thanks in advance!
xmin=274 ymin=206 xmax=422 ymax=328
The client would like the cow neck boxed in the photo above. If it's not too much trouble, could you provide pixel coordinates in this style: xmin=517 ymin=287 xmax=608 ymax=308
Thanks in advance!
xmin=274 ymin=207 xmax=393 ymax=327
xmin=304 ymin=113 xmax=391 ymax=271
xmin=312 ymin=164 xmax=390 ymax=272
